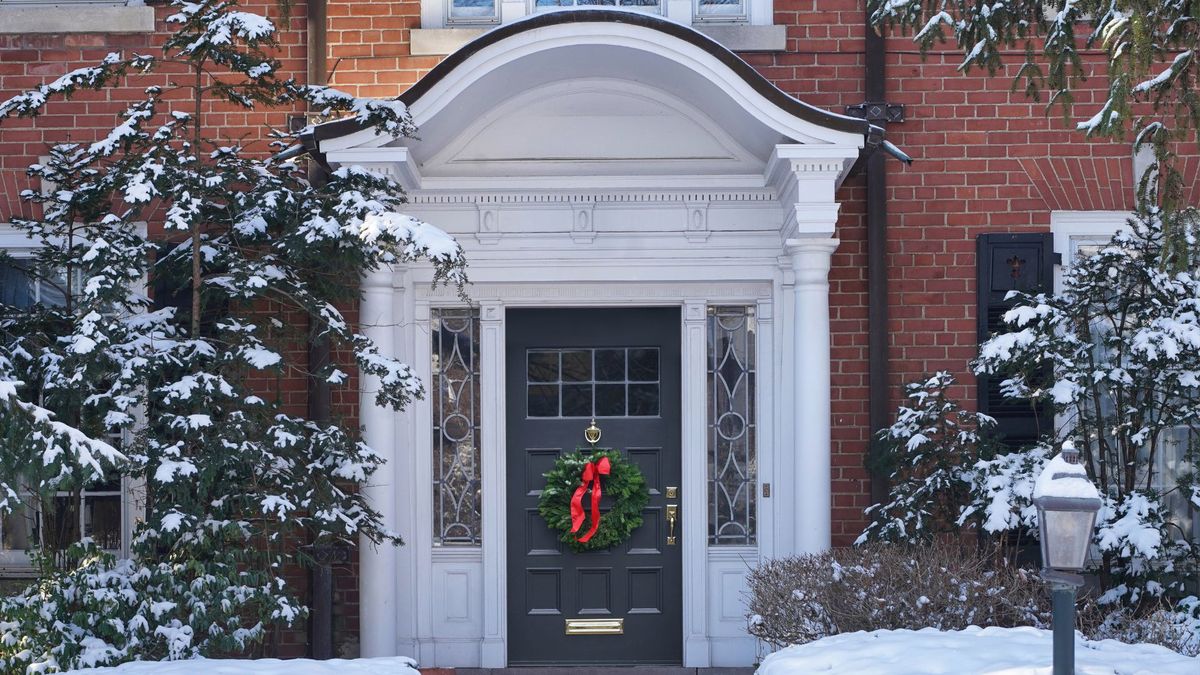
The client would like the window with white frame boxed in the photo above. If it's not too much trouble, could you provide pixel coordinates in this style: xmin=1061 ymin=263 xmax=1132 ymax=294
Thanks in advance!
xmin=0 ymin=245 xmax=139 ymax=569
xmin=1050 ymin=211 xmax=1199 ymax=546
xmin=435 ymin=0 xmax=765 ymax=28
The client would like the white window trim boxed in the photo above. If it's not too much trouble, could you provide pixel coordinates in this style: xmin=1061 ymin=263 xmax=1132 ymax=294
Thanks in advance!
xmin=1049 ymin=210 xmax=1131 ymax=291
xmin=0 ymin=3 xmax=155 ymax=34
xmin=425 ymin=0 xmax=774 ymax=31
xmin=0 ymin=222 xmax=147 ymax=571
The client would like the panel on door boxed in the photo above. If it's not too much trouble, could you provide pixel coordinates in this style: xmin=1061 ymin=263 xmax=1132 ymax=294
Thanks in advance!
xmin=506 ymin=307 xmax=682 ymax=665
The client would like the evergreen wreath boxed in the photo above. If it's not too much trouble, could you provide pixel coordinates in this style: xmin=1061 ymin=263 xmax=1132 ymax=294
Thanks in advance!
xmin=538 ymin=448 xmax=649 ymax=553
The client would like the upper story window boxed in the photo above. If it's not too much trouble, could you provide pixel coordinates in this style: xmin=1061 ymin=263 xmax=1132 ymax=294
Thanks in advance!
xmin=449 ymin=0 xmax=498 ymax=23
xmin=532 ymin=0 xmax=661 ymax=11
xmin=437 ymin=0 xmax=761 ymax=28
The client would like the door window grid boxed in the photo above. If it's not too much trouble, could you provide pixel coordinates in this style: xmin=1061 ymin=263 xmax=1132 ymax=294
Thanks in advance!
xmin=707 ymin=305 xmax=756 ymax=546
xmin=432 ymin=308 xmax=483 ymax=546
xmin=526 ymin=348 xmax=660 ymax=418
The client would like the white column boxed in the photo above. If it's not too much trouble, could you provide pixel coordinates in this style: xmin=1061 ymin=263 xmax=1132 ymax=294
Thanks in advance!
xmin=359 ymin=265 xmax=399 ymax=657
xmin=478 ymin=301 xmax=507 ymax=667
xmin=681 ymin=300 xmax=710 ymax=667
xmin=787 ymin=237 xmax=838 ymax=554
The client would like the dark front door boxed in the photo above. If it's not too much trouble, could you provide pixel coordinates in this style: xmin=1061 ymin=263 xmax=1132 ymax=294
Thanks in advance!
xmin=506 ymin=307 xmax=682 ymax=665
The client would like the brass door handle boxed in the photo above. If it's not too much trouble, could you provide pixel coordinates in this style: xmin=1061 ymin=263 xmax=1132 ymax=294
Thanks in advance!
xmin=666 ymin=504 xmax=677 ymax=545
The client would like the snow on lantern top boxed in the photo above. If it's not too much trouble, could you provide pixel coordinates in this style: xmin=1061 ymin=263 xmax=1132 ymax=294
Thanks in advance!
xmin=1033 ymin=441 xmax=1101 ymax=501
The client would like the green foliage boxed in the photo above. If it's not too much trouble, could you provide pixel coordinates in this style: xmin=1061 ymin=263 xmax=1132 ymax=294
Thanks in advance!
xmin=1 ymin=542 xmax=280 ymax=673
xmin=858 ymin=372 xmax=1000 ymax=544
xmin=0 ymin=0 xmax=466 ymax=671
xmin=870 ymin=0 xmax=1200 ymax=260
xmin=537 ymin=449 xmax=648 ymax=553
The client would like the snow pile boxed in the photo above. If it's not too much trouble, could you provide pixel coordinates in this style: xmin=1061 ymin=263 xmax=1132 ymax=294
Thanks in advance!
xmin=756 ymin=626 xmax=1199 ymax=674
xmin=1032 ymin=443 xmax=1100 ymax=501
xmin=62 ymin=656 xmax=419 ymax=675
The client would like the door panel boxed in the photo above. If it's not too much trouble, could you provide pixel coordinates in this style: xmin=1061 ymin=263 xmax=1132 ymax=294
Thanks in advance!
xmin=506 ymin=307 xmax=682 ymax=665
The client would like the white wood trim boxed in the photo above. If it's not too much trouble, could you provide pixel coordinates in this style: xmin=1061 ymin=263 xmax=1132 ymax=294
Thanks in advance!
xmin=682 ymin=299 xmax=711 ymax=665
xmin=1049 ymin=210 xmax=1131 ymax=291
xmin=754 ymin=295 xmax=774 ymax=560
xmin=478 ymin=301 xmax=507 ymax=667
xmin=411 ymin=299 xmax=436 ymax=662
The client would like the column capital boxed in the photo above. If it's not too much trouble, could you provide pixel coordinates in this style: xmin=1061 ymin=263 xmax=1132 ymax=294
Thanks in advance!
xmin=785 ymin=237 xmax=839 ymax=288
xmin=362 ymin=263 xmax=399 ymax=291
xmin=784 ymin=236 xmax=840 ymax=257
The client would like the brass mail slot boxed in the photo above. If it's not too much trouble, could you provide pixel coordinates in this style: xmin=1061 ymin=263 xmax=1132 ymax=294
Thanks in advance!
xmin=564 ymin=618 xmax=624 ymax=635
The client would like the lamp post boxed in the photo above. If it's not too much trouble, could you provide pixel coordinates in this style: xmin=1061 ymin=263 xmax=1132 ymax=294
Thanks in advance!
xmin=1033 ymin=440 xmax=1102 ymax=675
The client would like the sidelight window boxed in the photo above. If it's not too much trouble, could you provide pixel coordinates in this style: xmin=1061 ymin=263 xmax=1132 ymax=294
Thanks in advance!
xmin=707 ymin=305 xmax=756 ymax=546
xmin=432 ymin=308 xmax=483 ymax=546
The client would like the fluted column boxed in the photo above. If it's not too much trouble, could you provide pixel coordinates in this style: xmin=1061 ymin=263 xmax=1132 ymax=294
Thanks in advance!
xmin=359 ymin=265 xmax=399 ymax=657
xmin=787 ymin=237 xmax=838 ymax=554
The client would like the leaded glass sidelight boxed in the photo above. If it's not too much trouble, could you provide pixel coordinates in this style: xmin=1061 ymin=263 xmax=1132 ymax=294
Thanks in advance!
xmin=707 ymin=306 xmax=756 ymax=545
xmin=432 ymin=308 xmax=482 ymax=545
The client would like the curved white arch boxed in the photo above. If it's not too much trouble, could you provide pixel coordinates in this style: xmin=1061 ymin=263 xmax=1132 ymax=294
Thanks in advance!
xmin=318 ymin=19 xmax=868 ymax=162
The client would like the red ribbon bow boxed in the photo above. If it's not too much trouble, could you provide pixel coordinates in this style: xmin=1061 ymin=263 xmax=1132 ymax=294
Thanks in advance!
xmin=569 ymin=456 xmax=611 ymax=543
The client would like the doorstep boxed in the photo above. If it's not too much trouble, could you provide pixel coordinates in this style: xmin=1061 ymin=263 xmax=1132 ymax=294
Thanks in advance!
xmin=422 ymin=669 xmax=755 ymax=675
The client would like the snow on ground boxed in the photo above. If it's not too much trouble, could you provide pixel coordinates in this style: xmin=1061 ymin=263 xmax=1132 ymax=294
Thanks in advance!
xmin=756 ymin=626 xmax=1198 ymax=674
xmin=62 ymin=656 xmax=419 ymax=675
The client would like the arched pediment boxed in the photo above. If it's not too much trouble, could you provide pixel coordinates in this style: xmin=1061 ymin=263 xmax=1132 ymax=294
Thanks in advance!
xmin=308 ymin=10 xmax=880 ymax=191
xmin=419 ymin=79 xmax=764 ymax=179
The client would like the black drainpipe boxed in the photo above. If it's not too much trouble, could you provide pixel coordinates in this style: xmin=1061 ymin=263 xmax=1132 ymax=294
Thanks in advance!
xmin=847 ymin=10 xmax=904 ymax=506
xmin=304 ymin=0 xmax=338 ymax=660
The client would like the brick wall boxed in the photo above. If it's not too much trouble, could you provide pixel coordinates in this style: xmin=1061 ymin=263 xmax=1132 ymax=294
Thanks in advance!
xmin=3 ymin=0 xmax=1195 ymax=653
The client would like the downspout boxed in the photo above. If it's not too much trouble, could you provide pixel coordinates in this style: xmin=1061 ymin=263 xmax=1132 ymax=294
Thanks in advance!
xmin=305 ymin=0 xmax=336 ymax=660
xmin=864 ymin=11 xmax=892 ymax=506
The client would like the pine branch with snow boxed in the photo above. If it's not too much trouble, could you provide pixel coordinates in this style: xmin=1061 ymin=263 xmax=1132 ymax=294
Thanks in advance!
xmin=870 ymin=0 xmax=1200 ymax=262
xmin=0 ymin=0 xmax=465 ymax=671
xmin=972 ymin=209 xmax=1200 ymax=606
xmin=858 ymin=371 xmax=1000 ymax=544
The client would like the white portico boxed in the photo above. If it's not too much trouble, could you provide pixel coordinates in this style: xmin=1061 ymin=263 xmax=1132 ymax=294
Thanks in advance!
xmin=307 ymin=10 xmax=877 ymax=668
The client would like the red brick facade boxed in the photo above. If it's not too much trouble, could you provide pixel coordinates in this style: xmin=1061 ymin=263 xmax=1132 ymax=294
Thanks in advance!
xmin=0 ymin=0 xmax=1181 ymax=656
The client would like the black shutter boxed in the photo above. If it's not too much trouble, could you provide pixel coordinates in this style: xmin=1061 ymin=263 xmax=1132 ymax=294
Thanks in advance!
xmin=976 ymin=233 xmax=1055 ymax=447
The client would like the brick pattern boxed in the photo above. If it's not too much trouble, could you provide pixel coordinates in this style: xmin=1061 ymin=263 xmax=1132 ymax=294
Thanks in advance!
xmin=4 ymin=0 xmax=1199 ymax=652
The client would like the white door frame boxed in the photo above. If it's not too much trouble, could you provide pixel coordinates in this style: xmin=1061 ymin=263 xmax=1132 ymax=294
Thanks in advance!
xmin=409 ymin=279 xmax=773 ymax=667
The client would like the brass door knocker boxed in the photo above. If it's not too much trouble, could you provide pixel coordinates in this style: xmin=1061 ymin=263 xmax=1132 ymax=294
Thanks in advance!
xmin=584 ymin=418 xmax=602 ymax=447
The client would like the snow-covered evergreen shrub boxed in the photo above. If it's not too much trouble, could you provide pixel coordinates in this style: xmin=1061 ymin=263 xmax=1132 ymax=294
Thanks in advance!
xmin=746 ymin=543 xmax=1051 ymax=648
xmin=0 ymin=1 xmax=465 ymax=672
xmin=973 ymin=209 xmax=1200 ymax=604
xmin=858 ymin=209 xmax=1200 ymax=647
xmin=858 ymin=372 xmax=998 ymax=544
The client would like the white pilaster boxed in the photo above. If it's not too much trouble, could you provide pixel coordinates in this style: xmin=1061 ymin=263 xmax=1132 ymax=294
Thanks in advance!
xmin=359 ymin=265 xmax=400 ymax=657
xmin=787 ymin=237 xmax=838 ymax=554
xmin=681 ymin=299 xmax=710 ymax=666
xmin=478 ymin=301 xmax=507 ymax=667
